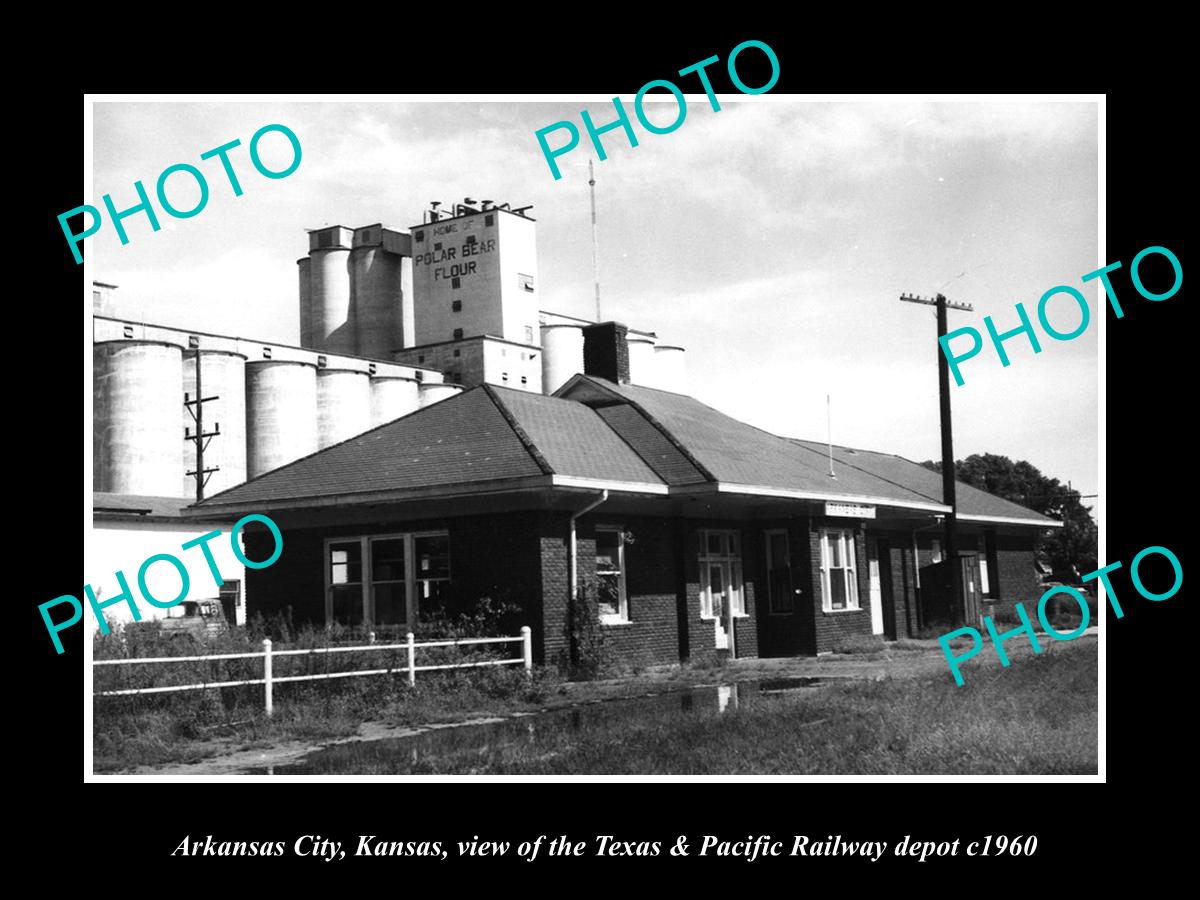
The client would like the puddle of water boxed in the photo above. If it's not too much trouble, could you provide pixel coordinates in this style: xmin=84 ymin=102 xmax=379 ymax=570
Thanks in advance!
xmin=250 ymin=677 xmax=828 ymax=775
xmin=758 ymin=676 xmax=827 ymax=692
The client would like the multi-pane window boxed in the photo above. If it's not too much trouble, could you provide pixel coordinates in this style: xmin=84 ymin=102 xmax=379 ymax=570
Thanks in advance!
xmin=328 ymin=540 xmax=364 ymax=626
xmin=820 ymin=528 xmax=859 ymax=611
xmin=415 ymin=534 xmax=452 ymax=620
xmin=325 ymin=532 xmax=450 ymax=628
xmin=699 ymin=530 xmax=744 ymax=618
xmin=369 ymin=538 xmax=406 ymax=625
xmin=595 ymin=528 xmax=628 ymax=622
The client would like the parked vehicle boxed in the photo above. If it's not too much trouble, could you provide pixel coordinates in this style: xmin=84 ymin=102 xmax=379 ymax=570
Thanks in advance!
xmin=158 ymin=599 xmax=228 ymax=640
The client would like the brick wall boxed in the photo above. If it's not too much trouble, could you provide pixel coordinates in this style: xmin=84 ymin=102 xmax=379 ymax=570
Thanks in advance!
xmin=991 ymin=532 xmax=1040 ymax=617
xmin=578 ymin=515 xmax=682 ymax=668
xmin=808 ymin=519 xmax=874 ymax=653
xmin=537 ymin=511 xmax=571 ymax=667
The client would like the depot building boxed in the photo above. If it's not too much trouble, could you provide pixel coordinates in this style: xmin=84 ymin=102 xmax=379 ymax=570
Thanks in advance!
xmin=95 ymin=198 xmax=1058 ymax=662
xmin=186 ymin=319 xmax=1058 ymax=665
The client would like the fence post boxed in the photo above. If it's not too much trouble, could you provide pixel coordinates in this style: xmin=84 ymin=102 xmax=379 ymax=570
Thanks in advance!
xmin=263 ymin=638 xmax=273 ymax=717
xmin=406 ymin=632 xmax=416 ymax=687
xmin=521 ymin=625 xmax=533 ymax=676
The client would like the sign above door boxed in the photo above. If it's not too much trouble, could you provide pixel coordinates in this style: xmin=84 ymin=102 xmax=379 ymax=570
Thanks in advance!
xmin=825 ymin=502 xmax=876 ymax=519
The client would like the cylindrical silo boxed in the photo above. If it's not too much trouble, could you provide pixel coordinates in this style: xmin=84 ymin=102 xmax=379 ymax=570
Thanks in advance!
xmin=309 ymin=246 xmax=354 ymax=354
xmin=653 ymin=345 xmax=687 ymax=394
xmin=369 ymin=375 xmax=421 ymax=426
xmin=540 ymin=323 xmax=585 ymax=394
xmin=297 ymin=257 xmax=312 ymax=349
xmin=245 ymin=361 xmax=318 ymax=478
xmin=352 ymin=246 xmax=407 ymax=359
xmin=181 ymin=351 xmax=248 ymax=497
xmin=94 ymin=340 xmax=185 ymax=496
xmin=626 ymin=334 xmax=657 ymax=387
xmin=316 ymin=368 xmax=372 ymax=448
xmin=419 ymin=382 xmax=464 ymax=407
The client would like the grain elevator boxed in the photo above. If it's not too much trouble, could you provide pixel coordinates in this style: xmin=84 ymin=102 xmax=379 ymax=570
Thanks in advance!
xmin=92 ymin=196 xmax=688 ymax=505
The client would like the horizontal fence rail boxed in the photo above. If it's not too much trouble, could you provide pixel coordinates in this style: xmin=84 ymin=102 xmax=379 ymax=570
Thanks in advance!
xmin=94 ymin=627 xmax=533 ymax=716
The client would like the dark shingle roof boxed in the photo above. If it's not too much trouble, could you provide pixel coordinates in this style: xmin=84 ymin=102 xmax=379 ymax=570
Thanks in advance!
xmin=790 ymin=440 xmax=1056 ymax=524
xmin=191 ymin=374 xmax=1056 ymax=528
xmin=489 ymin=387 xmax=662 ymax=484
xmin=197 ymin=386 xmax=549 ymax=507
xmin=563 ymin=378 xmax=946 ymax=508
xmin=195 ymin=384 xmax=665 ymax=509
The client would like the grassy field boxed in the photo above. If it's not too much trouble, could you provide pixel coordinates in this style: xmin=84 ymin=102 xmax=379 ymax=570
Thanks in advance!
xmin=266 ymin=641 xmax=1098 ymax=776
xmin=94 ymin=617 xmax=1096 ymax=775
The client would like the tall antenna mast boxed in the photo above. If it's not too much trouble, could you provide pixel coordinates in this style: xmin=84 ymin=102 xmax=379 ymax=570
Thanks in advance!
xmin=589 ymin=159 xmax=601 ymax=321
xmin=826 ymin=393 xmax=836 ymax=478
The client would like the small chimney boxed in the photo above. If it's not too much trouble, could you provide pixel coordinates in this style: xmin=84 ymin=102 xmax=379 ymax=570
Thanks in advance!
xmin=583 ymin=321 xmax=630 ymax=384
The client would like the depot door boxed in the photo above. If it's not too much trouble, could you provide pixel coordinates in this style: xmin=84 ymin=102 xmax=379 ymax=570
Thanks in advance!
xmin=960 ymin=553 xmax=982 ymax=625
xmin=868 ymin=538 xmax=885 ymax=635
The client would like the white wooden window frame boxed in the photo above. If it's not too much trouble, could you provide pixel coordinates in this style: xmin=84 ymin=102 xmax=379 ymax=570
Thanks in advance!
xmin=698 ymin=529 xmax=746 ymax=619
xmin=595 ymin=526 xmax=629 ymax=624
xmin=323 ymin=530 xmax=450 ymax=628
xmin=819 ymin=527 xmax=860 ymax=613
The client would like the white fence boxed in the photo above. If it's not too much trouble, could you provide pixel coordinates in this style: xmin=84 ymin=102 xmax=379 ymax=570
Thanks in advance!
xmin=94 ymin=627 xmax=533 ymax=716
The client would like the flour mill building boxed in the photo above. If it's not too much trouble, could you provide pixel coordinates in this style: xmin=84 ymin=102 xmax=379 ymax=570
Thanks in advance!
xmin=93 ymin=199 xmax=1058 ymax=661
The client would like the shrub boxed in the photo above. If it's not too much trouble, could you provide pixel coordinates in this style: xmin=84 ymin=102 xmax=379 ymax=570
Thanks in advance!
xmin=558 ymin=584 xmax=612 ymax=680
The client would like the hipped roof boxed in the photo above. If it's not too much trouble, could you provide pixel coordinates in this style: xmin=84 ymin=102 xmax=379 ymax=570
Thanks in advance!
xmin=191 ymin=377 xmax=1057 ymax=528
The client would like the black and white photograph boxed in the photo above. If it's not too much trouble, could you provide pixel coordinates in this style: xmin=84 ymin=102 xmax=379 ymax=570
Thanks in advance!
xmin=78 ymin=91 xmax=1106 ymax=779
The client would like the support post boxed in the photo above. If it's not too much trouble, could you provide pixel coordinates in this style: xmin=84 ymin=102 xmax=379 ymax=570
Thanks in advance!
xmin=406 ymin=631 xmax=416 ymax=687
xmin=262 ymin=638 xmax=273 ymax=716
xmin=899 ymin=291 xmax=975 ymax=627
xmin=935 ymin=293 xmax=964 ymax=628
xmin=521 ymin=625 xmax=533 ymax=675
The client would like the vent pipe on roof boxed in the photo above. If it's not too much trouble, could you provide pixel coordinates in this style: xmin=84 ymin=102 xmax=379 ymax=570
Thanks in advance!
xmin=827 ymin=394 xmax=836 ymax=479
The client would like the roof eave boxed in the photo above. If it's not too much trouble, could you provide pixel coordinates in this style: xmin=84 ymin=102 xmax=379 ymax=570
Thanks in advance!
xmin=958 ymin=513 xmax=1063 ymax=528
xmin=669 ymin=482 xmax=953 ymax=514
xmin=183 ymin=475 xmax=558 ymax=518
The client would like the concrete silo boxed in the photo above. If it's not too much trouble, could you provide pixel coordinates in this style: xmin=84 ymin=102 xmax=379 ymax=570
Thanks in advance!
xmin=626 ymin=333 xmax=658 ymax=387
xmin=181 ymin=351 xmax=248 ymax=497
xmin=308 ymin=226 xmax=355 ymax=354
xmin=652 ymin=345 xmax=687 ymax=394
xmin=245 ymin=361 xmax=319 ymax=478
xmin=316 ymin=367 xmax=372 ymax=448
xmin=369 ymin=374 xmax=421 ymax=427
xmin=94 ymin=340 xmax=185 ymax=496
xmin=419 ymin=382 xmax=464 ymax=407
xmin=540 ymin=323 xmax=585 ymax=394
xmin=351 ymin=226 xmax=410 ymax=360
xmin=297 ymin=257 xmax=312 ymax=348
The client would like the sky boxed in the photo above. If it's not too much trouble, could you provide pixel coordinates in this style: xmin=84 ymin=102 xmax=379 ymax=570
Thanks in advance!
xmin=91 ymin=98 xmax=1099 ymax=500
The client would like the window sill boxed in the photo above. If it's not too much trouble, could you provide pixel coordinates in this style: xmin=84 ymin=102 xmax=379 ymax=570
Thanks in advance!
xmin=821 ymin=608 xmax=863 ymax=615
xmin=600 ymin=617 xmax=633 ymax=626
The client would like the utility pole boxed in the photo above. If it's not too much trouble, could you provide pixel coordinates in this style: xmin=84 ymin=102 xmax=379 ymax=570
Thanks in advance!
xmin=184 ymin=351 xmax=221 ymax=501
xmin=589 ymin=158 xmax=601 ymax=322
xmin=899 ymin=291 xmax=975 ymax=626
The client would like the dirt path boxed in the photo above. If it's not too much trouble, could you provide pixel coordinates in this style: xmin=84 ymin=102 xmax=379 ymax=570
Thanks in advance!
xmin=119 ymin=630 xmax=1098 ymax=776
